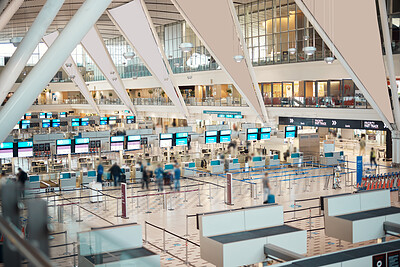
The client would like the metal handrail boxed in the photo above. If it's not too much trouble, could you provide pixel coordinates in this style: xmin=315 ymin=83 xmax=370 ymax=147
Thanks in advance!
xmin=0 ymin=216 xmax=52 ymax=267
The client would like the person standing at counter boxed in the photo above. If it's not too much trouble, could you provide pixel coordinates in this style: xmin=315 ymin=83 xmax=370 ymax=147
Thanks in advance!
xmin=155 ymin=164 xmax=164 ymax=192
xmin=97 ymin=162 xmax=104 ymax=183
xmin=17 ymin=168 xmax=28 ymax=197
xmin=174 ymin=163 xmax=181 ymax=192
xmin=109 ymin=163 xmax=122 ymax=187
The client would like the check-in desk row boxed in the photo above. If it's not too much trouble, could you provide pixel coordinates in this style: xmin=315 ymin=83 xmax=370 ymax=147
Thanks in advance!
xmin=287 ymin=152 xmax=303 ymax=167
xmin=320 ymin=151 xmax=344 ymax=166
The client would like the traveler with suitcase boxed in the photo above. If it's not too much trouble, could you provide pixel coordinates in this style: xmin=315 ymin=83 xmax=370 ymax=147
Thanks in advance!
xmin=263 ymin=172 xmax=275 ymax=204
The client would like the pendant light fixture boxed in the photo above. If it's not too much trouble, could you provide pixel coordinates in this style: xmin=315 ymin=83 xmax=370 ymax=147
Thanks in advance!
xmin=324 ymin=0 xmax=335 ymax=64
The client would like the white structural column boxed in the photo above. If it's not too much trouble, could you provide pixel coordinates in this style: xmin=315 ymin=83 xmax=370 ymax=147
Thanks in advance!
xmin=42 ymin=31 xmax=100 ymax=114
xmin=0 ymin=0 xmax=112 ymax=143
xmin=0 ymin=0 xmax=24 ymax=31
xmin=170 ymin=0 xmax=268 ymax=122
xmin=107 ymin=0 xmax=188 ymax=117
xmin=294 ymin=0 xmax=394 ymax=129
xmin=0 ymin=0 xmax=65 ymax=106
xmin=80 ymin=26 xmax=137 ymax=115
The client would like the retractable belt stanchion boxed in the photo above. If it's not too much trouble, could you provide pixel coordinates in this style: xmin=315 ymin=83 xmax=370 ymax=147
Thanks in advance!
xmin=197 ymin=181 xmax=202 ymax=207
xmin=145 ymin=194 xmax=152 ymax=213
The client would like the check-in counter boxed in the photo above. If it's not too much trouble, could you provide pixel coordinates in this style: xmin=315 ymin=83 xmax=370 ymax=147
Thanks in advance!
xmin=134 ymin=165 xmax=143 ymax=181
xmin=25 ymin=175 xmax=41 ymax=194
xmin=82 ymin=170 xmax=96 ymax=185
xmin=182 ymin=162 xmax=196 ymax=177
xmin=225 ymin=158 xmax=240 ymax=172
xmin=287 ymin=152 xmax=303 ymax=167
xmin=121 ymin=166 xmax=131 ymax=181
xmin=250 ymin=156 xmax=265 ymax=170
xmin=266 ymin=154 xmax=280 ymax=167
xmin=59 ymin=172 xmax=77 ymax=190
xmin=208 ymin=159 xmax=224 ymax=174
xmin=320 ymin=151 xmax=344 ymax=166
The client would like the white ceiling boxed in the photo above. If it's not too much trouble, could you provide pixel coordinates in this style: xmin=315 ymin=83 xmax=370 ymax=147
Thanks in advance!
xmin=0 ymin=0 xmax=256 ymax=43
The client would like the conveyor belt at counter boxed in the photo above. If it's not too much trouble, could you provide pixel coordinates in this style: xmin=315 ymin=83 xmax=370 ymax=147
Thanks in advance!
xmin=278 ymin=240 xmax=400 ymax=266
xmin=84 ymin=247 xmax=156 ymax=264
xmin=209 ymin=225 xmax=301 ymax=244
xmin=336 ymin=207 xmax=400 ymax=221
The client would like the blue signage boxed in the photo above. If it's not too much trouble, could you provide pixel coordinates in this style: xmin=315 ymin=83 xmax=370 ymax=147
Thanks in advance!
xmin=203 ymin=110 xmax=241 ymax=115
xmin=356 ymin=156 xmax=363 ymax=185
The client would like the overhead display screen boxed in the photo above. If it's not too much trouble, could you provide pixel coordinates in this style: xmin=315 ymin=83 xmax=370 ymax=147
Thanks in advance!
xmin=160 ymin=133 xmax=173 ymax=139
xmin=25 ymin=113 xmax=32 ymax=120
xmin=127 ymin=135 xmax=141 ymax=141
xmin=206 ymin=131 xmax=217 ymax=137
xmin=260 ymin=133 xmax=271 ymax=140
xmin=110 ymin=136 xmax=124 ymax=143
xmin=247 ymin=134 xmax=258 ymax=141
xmin=109 ymin=116 xmax=117 ymax=125
xmin=75 ymin=138 xmax=89 ymax=153
xmin=176 ymin=138 xmax=188 ymax=146
xmin=100 ymin=117 xmax=108 ymax=125
xmin=59 ymin=112 xmax=67 ymax=118
xmin=127 ymin=141 xmax=141 ymax=150
xmin=247 ymin=128 xmax=259 ymax=134
xmin=80 ymin=118 xmax=89 ymax=126
xmin=51 ymin=119 xmax=60 ymax=127
xmin=176 ymin=132 xmax=188 ymax=138
xmin=126 ymin=116 xmax=136 ymax=124
xmin=46 ymin=112 xmax=52 ymax=118
xmin=0 ymin=142 xmax=14 ymax=158
xmin=42 ymin=119 xmax=50 ymax=128
xmin=261 ymin=127 xmax=272 ymax=133
xmin=39 ymin=112 xmax=46 ymax=119
xmin=18 ymin=141 xmax=33 ymax=157
xmin=219 ymin=135 xmax=231 ymax=143
xmin=56 ymin=139 xmax=72 ymax=155
xmin=71 ymin=118 xmax=80 ymax=127
xmin=160 ymin=139 xmax=172 ymax=148
xmin=285 ymin=126 xmax=297 ymax=138
xmin=220 ymin=130 xmax=231 ymax=136
xmin=205 ymin=136 xmax=217 ymax=144
xmin=20 ymin=120 xmax=30 ymax=129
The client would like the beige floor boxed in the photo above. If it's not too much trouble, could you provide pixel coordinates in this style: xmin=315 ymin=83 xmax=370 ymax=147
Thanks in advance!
xmin=21 ymin=148 xmax=400 ymax=266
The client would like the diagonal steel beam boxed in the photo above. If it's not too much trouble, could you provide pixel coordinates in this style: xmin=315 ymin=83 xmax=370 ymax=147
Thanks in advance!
xmin=80 ymin=26 xmax=137 ymax=115
xmin=42 ymin=31 xmax=100 ymax=114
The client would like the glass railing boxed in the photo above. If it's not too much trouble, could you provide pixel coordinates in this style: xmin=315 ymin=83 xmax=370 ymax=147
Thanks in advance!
xmin=31 ymin=96 xmax=372 ymax=109
xmin=263 ymin=96 xmax=372 ymax=109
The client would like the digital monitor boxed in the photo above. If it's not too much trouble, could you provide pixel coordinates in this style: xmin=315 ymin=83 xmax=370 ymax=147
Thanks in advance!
xmin=285 ymin=126 xmax=297 ymax=138
xmin=0 ymin=142 xmax=14 ymax=159
xmin=110 ymin=136 xmax=124 ymax=143
xmin=110 ymin=142 xmax=124 ymax=151
xmin=46 ymin=112 xmax=52 ymax=118
xmin=210 ymin=160 xmax=220 ymax=166
xmin=127 ymin=135 xmax=141 ymax=141
xmin=217 ymin=114 xmax=226 ymax=118
xmin=42 ymin=119 xmax=50 ymax=128
xmin=234 ymin=115 xmax=243 ymax=119
xmin=126 ymin=116 xmax=136 ymax=124
xmin=285 ymin=131 xmax=296 ymax=138
xmin=160 ymin=133 xmax=173 ymax=139
xmin=25 ymin=113 xmax=32 ymax=120
xmin=75 ymin=138 xmax=89 ymax=145
xmin=206 ymin=131 xmax=217 ymax=137
xmin=175 ymin=132 xmax=188 ymax=138
xmin=100 ymin=117 xmax=108 ymax=125
xmin=20 ymin=120 xmax=30 ymax=129
xmin=75 ymin=144 xmax=89 ymax=153
xmin=219 ymin=135 xmax=231 ymax=143
xmin=18 ymin=141 xmax=33 ymax=157
xmin=71 ymin=118 xmax=80 ymax=127
xmin=220 ymin=130 xmax=232 ymax=136
xmin=176 ymin=138 xmax=188 ymax=146
xmin=57 ymin=145 xmax=71 ymax=155
xmin=160 ymin=139 xmax=172 ymax=148
xmin=247 ymin=128 xmax=259 ymax=134
xmin=225 ymin=114 xmax=234 ymax=119
xmin=56 ymin=139 xmax=72 ymax=146
xmin=60 ymin=112 xmax=67 ymax=118
xmin=127 ymin=141 xmax=141 ymax=150
xmin=51 ymin=119 xmax=60 ymax=127
xmin=80 ymin=118 xmax=89 ymax=126
xmin=205 ymin=136 xmax=217 ymax=144
xmin=260 ymin=133 xmax=271 ymax=140
xmin=109 ymin=116 xmax=117 ymax=125
xmin=261 ymin=127 xmax=272 ymax=133
xmin=39 ymin=112 xmax=46 ymax=119
xmin=247 ymin=134 xmax=258 ymax=141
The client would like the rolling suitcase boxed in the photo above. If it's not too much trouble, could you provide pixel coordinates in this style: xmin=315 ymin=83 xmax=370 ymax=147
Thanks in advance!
xmin=267 ymin=194 xmax=275 ymax=204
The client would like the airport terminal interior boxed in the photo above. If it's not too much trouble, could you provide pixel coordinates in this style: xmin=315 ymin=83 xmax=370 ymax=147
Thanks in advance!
xmin=0 ymin=0 xmax=400 ymax=266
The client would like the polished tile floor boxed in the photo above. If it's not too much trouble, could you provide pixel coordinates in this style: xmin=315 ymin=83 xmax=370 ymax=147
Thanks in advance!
xmin=22 ymin=149 xmax=400 ymax=266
